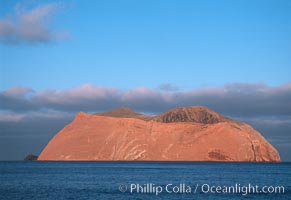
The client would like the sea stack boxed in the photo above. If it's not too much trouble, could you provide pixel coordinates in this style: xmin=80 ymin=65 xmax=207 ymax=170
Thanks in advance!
xmin=38 ymin=106 xmax=280 ymax=162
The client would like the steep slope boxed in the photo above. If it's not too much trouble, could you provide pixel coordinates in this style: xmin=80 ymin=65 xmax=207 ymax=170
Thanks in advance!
xmin=153 ymin=106 xmax=232 ymax=123
xmin=38 ymin=106 xmax=280 ymax=162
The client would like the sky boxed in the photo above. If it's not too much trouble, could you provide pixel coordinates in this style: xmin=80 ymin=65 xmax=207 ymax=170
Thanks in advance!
xmin=0 ymin=0 xmax=291 ymax=161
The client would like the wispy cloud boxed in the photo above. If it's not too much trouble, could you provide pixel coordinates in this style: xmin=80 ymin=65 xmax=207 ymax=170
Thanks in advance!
xmin=0 ymin=112 xmax=25 ymax=122
xmin=159 ymin=83 xmax=180 ymax=91
xmin=0 ymin=2 xmax=69 ymax=44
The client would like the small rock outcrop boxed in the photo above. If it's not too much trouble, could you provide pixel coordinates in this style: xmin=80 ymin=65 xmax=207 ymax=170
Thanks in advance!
xmin=24 ymin=154 xmax=38 ymax=161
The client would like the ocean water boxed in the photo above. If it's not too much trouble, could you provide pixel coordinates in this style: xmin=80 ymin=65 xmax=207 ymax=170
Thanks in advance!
xmin=0 ymin=162 xmax=290 ymax=200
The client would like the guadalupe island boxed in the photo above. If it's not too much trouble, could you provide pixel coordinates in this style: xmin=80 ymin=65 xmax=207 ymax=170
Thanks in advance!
xmin=38 ymin=106 xmax=280 ymax=162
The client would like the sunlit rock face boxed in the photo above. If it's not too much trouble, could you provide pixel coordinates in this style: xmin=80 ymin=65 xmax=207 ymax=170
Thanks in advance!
xmin=38 ymin=106 xmax=280 ymax=162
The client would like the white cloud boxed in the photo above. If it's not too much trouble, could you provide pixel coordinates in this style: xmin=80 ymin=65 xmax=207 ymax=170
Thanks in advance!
xmin=0 ymin=2 xmax=69 ymax=44
xmin=3 ymin=86 xmax=33 ymax=97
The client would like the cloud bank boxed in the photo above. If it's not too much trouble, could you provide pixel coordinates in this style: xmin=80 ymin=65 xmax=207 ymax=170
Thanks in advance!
xmin=0 ymin=82 xmax=290 ymax=160
xmin=0 ymin=2 xmax=69 ymax=44
xmin=1 ymin=82 xmax=291 ymax=119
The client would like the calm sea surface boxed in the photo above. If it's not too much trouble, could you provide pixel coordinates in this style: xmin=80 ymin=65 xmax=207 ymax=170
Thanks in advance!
xmin=0 ymin=161 xmax=290 ymax=200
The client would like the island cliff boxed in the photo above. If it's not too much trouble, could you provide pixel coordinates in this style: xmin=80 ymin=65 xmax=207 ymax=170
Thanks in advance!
xmin=38 ymin=106 xmax=280 ymax=162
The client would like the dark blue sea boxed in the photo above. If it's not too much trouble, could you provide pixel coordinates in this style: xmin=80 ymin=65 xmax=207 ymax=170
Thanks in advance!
xmin=0 ymin=162 xmax=290 ymax=200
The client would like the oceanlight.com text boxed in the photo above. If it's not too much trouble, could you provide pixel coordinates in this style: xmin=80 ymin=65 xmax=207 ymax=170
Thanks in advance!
xmin=118 ymin=183 xmax=285 ymax=196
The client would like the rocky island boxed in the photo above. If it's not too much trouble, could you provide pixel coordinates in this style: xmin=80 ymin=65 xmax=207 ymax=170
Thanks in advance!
xmin=38 ymin=106 xmax=280 ymax=162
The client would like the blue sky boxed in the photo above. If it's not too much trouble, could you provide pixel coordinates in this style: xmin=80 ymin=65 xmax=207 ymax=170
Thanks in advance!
xmin=0 ymin=0 xmax=291 ymax=161
xmin=1 ymin=0 xmax=291 ymax=90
